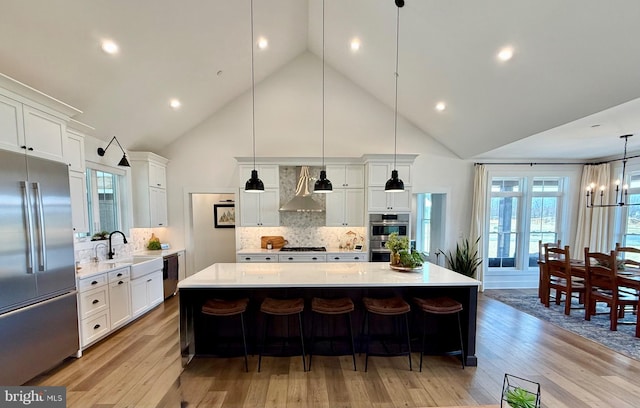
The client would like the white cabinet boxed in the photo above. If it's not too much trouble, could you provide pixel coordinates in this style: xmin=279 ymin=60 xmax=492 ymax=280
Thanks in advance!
xmin=236 ymin=253 xmax=278 ymax=263
xmin=130 ymin=152 xmax=169 ymax=228
xmin=108 ymin=268 xmax=131 ymax=329
xmin=326 ymin=188 xmax=364 ymax=226
xmin=367 ymin=162 xmax=412 ymax=186
xmin=239 ymin=189 xmax=279 ymax=227
xmin=367 ymin=187 xmax=411 ymax=212
xmin=77 ymin=266 xmax=131 ymax=348
xmin=325 ymin=164 xmax=364 ymax=188
xmin=69 ymin=171 xmax=89 ymax=233
xmin=327 ymin=253 xmax=367 ymax=262
xmin=131 ymin=270 xmax=163 ymax=318
xmin=238 ymin=164 xmax=279 ymax=189
xmin=278 ymin=254 xmax=327 ymax=262
xmin=66 ymin=129 xmax=86 ymax=172
xmin=0 ymin=93 xmax=67 ymax=162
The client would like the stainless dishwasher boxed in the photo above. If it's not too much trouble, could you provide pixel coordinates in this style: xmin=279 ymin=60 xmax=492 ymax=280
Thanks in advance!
xmin=163 ymin=253 xmax=179 ymax=299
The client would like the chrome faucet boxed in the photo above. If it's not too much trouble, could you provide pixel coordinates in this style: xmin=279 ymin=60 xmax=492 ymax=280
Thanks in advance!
xmin=107 ymin=231 xmax=128 ymax=260
xmin=93 ymin=242 xmax=107 ymax=263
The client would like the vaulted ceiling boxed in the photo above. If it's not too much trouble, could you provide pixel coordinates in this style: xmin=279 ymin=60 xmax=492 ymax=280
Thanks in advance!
xmin=2 ymin=0 xmax=640 ymax=160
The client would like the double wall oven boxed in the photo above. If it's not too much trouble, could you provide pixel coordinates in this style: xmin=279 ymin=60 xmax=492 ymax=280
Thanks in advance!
xmin=369 ymin=213 xmax=410 ymax=262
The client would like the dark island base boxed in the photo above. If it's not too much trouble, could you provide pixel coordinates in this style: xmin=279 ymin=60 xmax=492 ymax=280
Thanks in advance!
xmin=180 ymin=286 xmax=478 ymax=367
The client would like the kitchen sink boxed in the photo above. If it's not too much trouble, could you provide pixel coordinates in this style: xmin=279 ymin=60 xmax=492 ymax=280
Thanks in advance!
xmin=104 ymin=256 xmax=163 ymax=279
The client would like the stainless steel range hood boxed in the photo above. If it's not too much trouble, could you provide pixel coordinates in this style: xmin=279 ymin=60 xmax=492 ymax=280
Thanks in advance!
xmin=279 ymin=166 xmax=324 ymax=212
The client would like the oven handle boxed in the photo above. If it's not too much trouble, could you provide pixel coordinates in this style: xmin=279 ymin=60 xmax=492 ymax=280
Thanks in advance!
xmin=369 ymin=248 xmax=392 ymax=253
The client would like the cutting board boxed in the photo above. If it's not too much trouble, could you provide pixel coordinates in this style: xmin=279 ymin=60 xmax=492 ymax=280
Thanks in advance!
xmin=261 ymin=236 xmax=288 ymax=249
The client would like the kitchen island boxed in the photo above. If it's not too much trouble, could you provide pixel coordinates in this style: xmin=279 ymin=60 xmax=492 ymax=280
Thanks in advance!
xmin=178 ymin=262 xmax=481 ymax=366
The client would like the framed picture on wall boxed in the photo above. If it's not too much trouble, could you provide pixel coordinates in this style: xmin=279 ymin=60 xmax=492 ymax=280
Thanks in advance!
xmin=213 ymin=203 xmax=235 ymax=228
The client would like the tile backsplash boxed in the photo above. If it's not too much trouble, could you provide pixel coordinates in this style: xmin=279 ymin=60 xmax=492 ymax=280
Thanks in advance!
xmin=238 ymin=226 xmax=365 ymax=250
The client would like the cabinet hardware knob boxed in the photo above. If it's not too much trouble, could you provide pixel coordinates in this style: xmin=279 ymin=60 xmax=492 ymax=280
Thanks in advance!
xmin=28 ymin=147 xmax=34 ymax=151
xmin=334 ymin=257 xmax=339 ymax=260
xmin=288 ymin=257 xmax=293 ymax=260
xmin=312 ymin=257 xmax=317 ymax=260
xmin=266 ymin=257 xmax=271 ymax=260
xmin=91 ymin=281 xmax=98 ymax=285
xmin=21 ymin=145 xmax=27 ymax=149
xmin=92 ymin=299 xmax=99 ymax=304
xmin=147 ymin=279 xmax=152 ymax=282
xmin=117 ymin=273 xmax=123 ymax=277
xmin=118 ymin=281 xmax=124 ymax=285
xmin=94 ymin=324 xmax=101 ymax=330
xmin=355 ymin=257 xmax=360 ymax=260
xmin=245 ymin=257 xmax=250 ymax=260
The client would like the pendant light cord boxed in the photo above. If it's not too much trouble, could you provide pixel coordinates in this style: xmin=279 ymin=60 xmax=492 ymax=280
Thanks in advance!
xmin=250 ymin=0 xmax=257 ymax=170
xmin=393 ymin=4 xmax=400 ymax=171
xmin=321 ymin=0 xmax=326 ymax=168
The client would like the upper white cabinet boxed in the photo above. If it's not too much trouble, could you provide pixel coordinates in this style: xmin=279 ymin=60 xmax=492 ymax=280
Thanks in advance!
xmin=367 ymin=162 xmax=412 ymax=187
xmin=367 ymin=187 xmax=411 ymax=212
xmin=66 ymin=129 xmax=86 ymax=172
xmin=130 ymin=152 xmax=169 ymax=227
xmin=325 ymin=164 xmax=364 ymax=188
xmin=0 ymin=93 xmax=67 ymax=163
xmin=69 ymin=171 xmax=89 ymax=233
xmin=239 ymin=189 xmax=279 ymax=227
xmin=326 ymin=188 xmax=365 ymax=226
xmin=238 ymin=164 xmax=279 ymax=189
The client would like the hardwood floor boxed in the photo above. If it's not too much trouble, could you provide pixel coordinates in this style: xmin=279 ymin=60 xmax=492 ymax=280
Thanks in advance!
xmin=28 ymin=291 xmax=640 ymax=407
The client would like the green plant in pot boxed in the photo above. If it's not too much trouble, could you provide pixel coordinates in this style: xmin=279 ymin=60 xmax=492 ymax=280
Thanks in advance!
xmin=91 ymin=230 xmax=109 ymax=241
xmin=504 ymin=386 xmax=537 ymax=408
xmin=442 ymin=236 xmax=482 ymax=277
xmin=385 ymin=232 xmax=425 ymax=269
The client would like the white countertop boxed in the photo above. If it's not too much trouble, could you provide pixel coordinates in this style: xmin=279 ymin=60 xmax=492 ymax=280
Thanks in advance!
xmin=75 ymin=261 xmax=131 ymax=279
xmin=178 ymin=262 xmax=480 ymax=289
xmin=237 ymin=248 xmax=366 ymax=254
xmin=135 ymin=248 xmax=184 ymax=257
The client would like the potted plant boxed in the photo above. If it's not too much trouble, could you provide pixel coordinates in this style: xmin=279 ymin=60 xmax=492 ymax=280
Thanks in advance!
xmin=501 ymin=374 xmax=540 ymax=408
xmin=385 ymin=232 xmax=425 ymax=269
xmin=442 ymin=236 xmax=482 ymax=277
xmin=91 ymin=230 xmax=109 ymax=241
xmin=504 ymin=387 xmax=537 ymax=408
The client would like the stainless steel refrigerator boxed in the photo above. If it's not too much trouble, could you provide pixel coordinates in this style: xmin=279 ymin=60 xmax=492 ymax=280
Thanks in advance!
xmin=0 ymin=149 xmax=79 ymax=385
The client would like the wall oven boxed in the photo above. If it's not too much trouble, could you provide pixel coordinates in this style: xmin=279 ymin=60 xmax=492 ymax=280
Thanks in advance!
xmin=369 ymin=213 xmax=410 ymax=262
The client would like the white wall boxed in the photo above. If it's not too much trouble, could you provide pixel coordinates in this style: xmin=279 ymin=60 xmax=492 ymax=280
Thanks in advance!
xmin=160 ymin=51 xmax=473 ymax=259
xmin=192 ymin=193 xmax=236 ymax=270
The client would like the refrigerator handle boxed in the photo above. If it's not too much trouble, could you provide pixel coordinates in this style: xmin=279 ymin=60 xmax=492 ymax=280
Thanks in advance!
xmin=21 ymin=181 xmax=35 ymax=274
xmin=33 ymin=182 xmax=47 ymax=272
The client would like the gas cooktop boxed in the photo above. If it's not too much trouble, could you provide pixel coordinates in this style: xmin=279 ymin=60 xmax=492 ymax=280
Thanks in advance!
xmin=279 ymin=246 xmax=326 ymax=252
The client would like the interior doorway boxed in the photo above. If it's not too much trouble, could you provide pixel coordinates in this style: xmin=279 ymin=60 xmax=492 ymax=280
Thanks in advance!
xmin=191 ymin=193 xmax=236 ymax=272
xmin=415 ymin=193 xmax=447 ymax=265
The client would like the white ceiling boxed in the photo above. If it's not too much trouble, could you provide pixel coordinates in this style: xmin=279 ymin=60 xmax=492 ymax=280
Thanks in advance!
xmin=2 ymin=0 xmax=640 ymax=160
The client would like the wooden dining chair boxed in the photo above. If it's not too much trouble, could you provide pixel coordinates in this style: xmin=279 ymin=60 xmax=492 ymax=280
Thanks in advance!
xmin=583 ymin=248 xmax=639 ymax=331
xmin=544 ymin=244 xmax=585 ymax=315
xmin=538 ymin=240 xmax=561 ymax=303
xmin=615 ymin=243 xmax=640 ymax=315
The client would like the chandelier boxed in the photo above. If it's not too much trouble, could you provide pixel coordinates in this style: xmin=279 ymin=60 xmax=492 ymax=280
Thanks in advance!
xmin=586 ymin=134 xmax=639 ymax=208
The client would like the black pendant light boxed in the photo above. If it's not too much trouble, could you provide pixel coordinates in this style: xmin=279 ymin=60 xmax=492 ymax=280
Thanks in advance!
xmin=385 ymin=0 xmax=405 ymax=193
xmin=245 ymin=0 xmax=264 ymax=193
xmin=314 ymin=0 xmax=332 ymax=193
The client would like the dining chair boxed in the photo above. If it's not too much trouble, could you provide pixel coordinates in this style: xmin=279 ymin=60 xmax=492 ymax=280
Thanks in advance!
xmin=544 ymin=244 xmax=585 ymax=315
xmin=538 ymin=239 xmax=561 ymax=303
xmin=615 ymin=243 xmax=640 ymax=315
xmin=583 ymin=248 xmax=639 ymax=331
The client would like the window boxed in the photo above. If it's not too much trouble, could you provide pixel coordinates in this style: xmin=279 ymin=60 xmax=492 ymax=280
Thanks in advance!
xmin=620 ymin=172 xmax=640 ymax=252
xmin=416 ymin=193 xmax=432 ymax=256
xmin=85 ymin=164 xmax=129 ymax=236
xmin=488 ymin=176 xmax=565 ymax=269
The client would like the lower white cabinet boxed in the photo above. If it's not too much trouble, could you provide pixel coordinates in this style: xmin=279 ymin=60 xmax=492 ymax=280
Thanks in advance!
xmin=278 ymin=254 xmax=327 ymax=262
xmin=236 ymin=254 xmax=278 ymax=263
xmin=131 ymin=270 xmax=163 ymax=318
xmin=327 ymin=253 xmax=367 ymax=262
xmin=109 ymin=276 xmax=131 ymax=329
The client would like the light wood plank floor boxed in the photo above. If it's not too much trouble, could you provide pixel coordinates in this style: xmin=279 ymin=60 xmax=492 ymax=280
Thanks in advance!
xmin=28 ymin=291 xmax=640 ymax=407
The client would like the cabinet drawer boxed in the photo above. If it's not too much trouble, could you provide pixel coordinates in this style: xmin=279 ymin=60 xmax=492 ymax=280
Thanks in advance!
xmin=108 ymin=267 xmax=130 ymax=282
xmin=78 ymin=274 xmax=108 ymax=290
xmin=78 ymin=286 xmax=109 ymax=319
xmin=81 ymin=312 xmax=110 ymax=347
xmin=327 ymin=254 xmax=366 ymax=262
xmin=278 ymin=254 xmax=327 ymax=262
xmin=237 ymin=254 xmax=278 ymax=263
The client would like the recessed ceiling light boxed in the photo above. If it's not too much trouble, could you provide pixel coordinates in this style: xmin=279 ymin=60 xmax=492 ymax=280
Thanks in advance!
xmin=101 ymin=40 xmax=119 ymax=55
xmin=169 ymin=99 xmax=181 ymax=109
xmin=497 ymin=46 xmax=514 ymax=61
xmin=435 ymin=102 xmax=447 ymax=112
xmin=257 ymin=37 xmax=268 ymax=49
xmin=350 ymin=38 xmax=361 ymax=51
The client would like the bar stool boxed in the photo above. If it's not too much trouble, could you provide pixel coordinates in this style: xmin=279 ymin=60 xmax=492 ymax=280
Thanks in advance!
xmin=308 ymin=297 xmax=357 ymax=371
xmin=258 ymin=297 xmax=306 ymax=372
xmin=361 ymin=296 xmax=412 ymax=372
xmin=413 ymin=296 xmax=465 ymax=371
xmin=201 ymin=298 xmax=249 ymax=372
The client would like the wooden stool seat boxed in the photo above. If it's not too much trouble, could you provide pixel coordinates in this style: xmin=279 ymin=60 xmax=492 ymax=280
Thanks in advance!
xmin=361 ymin=296 xmax=412 ymax=372
xmin=260 ymin=297 xmax=304 ymax=315
xmin=311 ymin=297 xmax=354 ymax=314
xmin=202 ymin=298 xmax=249 ymax=316
xmin=201 ymin=298 xmax=250 ymax=372
xmin=414 ymin=296 xmax=462 ymax=314
xmin=362 ymin=296 xmax=410 ymax=315
xmin=414 ymin=296 xmax=465 ymax=371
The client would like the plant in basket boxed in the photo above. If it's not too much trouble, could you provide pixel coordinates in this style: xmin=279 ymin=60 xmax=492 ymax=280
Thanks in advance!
xmin=385 ymin=232 xmax=424 ymax=269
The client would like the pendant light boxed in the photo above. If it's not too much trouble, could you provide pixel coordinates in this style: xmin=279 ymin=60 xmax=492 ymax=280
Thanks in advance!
xmin=385 ymin=0 xmax=405 ymax=193
xmin=245 ymin=0 xmax=264 ymax=193
xmin=314 ymin=0 xmax=333 ymax=193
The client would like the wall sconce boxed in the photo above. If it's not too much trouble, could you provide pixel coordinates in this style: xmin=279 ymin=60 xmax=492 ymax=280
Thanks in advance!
xmin=97 ymin=136 xmax=130 ymax=167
